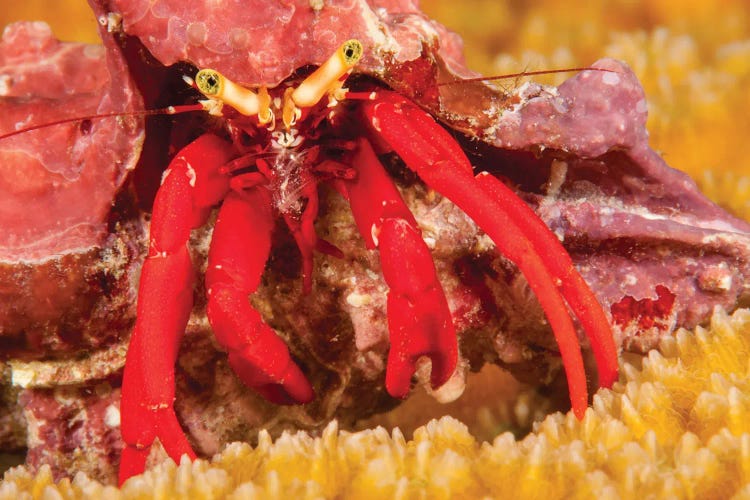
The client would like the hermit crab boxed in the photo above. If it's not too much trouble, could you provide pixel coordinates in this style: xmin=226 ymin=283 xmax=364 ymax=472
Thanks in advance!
xmin=115 ymin=35 xmax=623 ymax=481
xmin=2 ymin=0 xmax=750 ymax=487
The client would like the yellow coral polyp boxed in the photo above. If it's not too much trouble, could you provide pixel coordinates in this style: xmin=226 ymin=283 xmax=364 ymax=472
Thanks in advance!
xmin=1 ymin=308 xmax=749 ymax=498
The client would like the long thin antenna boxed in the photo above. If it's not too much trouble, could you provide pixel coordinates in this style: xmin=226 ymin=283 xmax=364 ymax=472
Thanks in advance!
xmin=438 ymin=67 xmax=615 ymax=86
xmin=0 ymin=104 xmax=206 ymax=141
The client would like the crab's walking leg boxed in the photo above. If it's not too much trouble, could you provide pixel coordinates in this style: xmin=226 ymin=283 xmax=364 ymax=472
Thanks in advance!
xmin=475 ymin=173 xmax=618 ymax=387
xmin=120 ymin=135 xmax=315 ymax=484
xmin=120 ymin=134 xmax=234 ymax=484
xmin=338 ymin=138 xmax=457 ymax=397
xmin=206 ymin=188 xmax=315 ymax=405
xmin=119 ymin=245 xmax=195 ymax=482
xmin=360 ymin=92 xmax=617 ymax=417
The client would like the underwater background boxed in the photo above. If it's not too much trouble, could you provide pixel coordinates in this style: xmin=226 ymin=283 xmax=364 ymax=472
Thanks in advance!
xmin=1 ymin=1 xmax=749 ymax=497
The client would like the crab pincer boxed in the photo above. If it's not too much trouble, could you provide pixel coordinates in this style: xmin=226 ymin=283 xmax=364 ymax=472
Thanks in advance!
xmin=120 ymin=134 xmax=315 ymax=484
xmin=357 ymin=92 xmax=619 ymax=415
xmin=342 ymin=137 xmax=459 ymax=397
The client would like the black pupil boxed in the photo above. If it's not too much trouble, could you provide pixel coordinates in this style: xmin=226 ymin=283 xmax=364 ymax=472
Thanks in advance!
xmin=208 ymin=75 xmax=217 ymax=87
xmin=345 ymin=48 xmax=354 ymax=57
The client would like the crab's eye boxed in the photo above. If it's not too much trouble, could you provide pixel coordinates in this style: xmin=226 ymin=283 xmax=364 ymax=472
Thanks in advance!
xmin=341 ymin=39 xmax=363 ymax=66
xmin=195 ymin=69 xmax=223 ymax=97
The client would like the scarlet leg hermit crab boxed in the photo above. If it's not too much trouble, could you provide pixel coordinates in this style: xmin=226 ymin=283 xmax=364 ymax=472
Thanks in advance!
xmin=6 ymin=0 xmax=750 ymax=487
xmin=114 ymin=37 xmax=618 ymax=482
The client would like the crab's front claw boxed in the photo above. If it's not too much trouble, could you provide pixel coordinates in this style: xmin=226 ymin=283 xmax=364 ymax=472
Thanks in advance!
xmin=208 ymin=289 xmax=315 ymax=405
xmin=360 ymin=91 xmax=620 ymax=418
xmin=227 ymin=350 xmax=313 ymax=405
xmin=206 ymin=190 xmax=314 ymax=405
xmin=118 ymin=134 xmax=238 ymax=485
xmin=380 ymin=218 xmax=458 ymax=397
xmin=342 ymin=138 xmax=458 ymax=398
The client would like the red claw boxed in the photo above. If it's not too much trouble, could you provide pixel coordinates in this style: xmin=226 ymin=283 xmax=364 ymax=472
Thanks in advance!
xmin=342 ymin=138 xmax=458 ymax=398
xmin=360 ymin=91 xmax=619 ymax=417
xmin=205 ymin=189 xmax=314 ymax=405
xmin=379 ymin=217 xmax=458 ymax=396
xmin=119 ymin=135 xmax=314 ymax=484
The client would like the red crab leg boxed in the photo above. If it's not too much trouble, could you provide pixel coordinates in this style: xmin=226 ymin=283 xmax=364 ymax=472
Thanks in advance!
xmin=120 ymin=134 xmax=234 ymax=484
xmin=336 ymin=138 xmax=458 ymax=397
xmin=120 ymin=134 xmax=315 ymax=484
xmin=475 ymin=173 xmax=618 ymax=387
xmin=360 ymin=92 xmax=615 ymax=417
xmin=205 ymin=188 xmax=315 ymax=405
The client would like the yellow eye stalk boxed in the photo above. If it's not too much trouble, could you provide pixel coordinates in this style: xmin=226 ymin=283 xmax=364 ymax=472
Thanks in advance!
xmin=291 ymin=39 xmax=363 ymax=108
xmin=192 ymin=39 xmax=364 ymax=131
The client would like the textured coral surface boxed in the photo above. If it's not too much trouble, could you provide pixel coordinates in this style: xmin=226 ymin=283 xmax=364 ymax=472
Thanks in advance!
xmin=2 ymin=308 xmax=750 ymax=498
